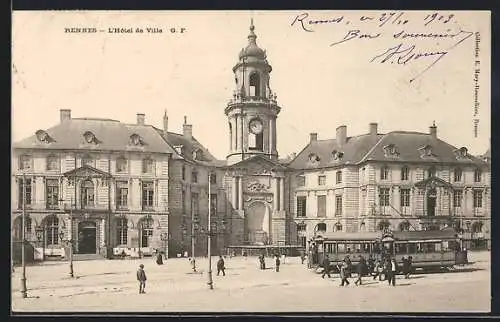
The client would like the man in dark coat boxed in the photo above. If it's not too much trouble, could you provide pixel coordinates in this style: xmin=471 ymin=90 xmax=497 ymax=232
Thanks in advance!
xmin=136 ymin=264 xmax=147 ymax=294
xmin=217 ymin=255 xmax=226 ymax=276
xmin=355 ymin=256 xmax=367 ymax=286
xmin=275 ymin=254 xmax=281 ymax=272
xmin=321 ymin=255 xmax=332 ymax=279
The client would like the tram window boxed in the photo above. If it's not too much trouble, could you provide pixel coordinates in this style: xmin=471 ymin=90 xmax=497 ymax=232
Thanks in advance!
xmin=424 ymin=243 xmax=436 ymax=252
xmin=355 ymin=244 xmax=362 ymax=253
xmin=434 ymin=243 xmax=441 ymax=252
xmin=442 ymin=241 xmax=449 ymax=251
xmin=337 ymin=244 xmax=345 ymax=253
xmin=362 ymin=243 xmax=370 ymax=253
xmin=417 ymin=243 xmax=424 ymax=253
xmin=395 ymin=243 xmax=407 ymax=254
xmin=407 ymin=243 xmax=417 ymax=254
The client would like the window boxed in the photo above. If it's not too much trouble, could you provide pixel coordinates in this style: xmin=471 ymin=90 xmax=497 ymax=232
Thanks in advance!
xmin=474 ymin=169 xmax=482 ymax=182
xmin=13 ymin=216 xmax=32 ymax=240
xmin=378 ymin=220 xmax=390 ymax=231
xmin=210 ymin=193 xmax=217 ymax=215
xmin=473 ymin=190 xmax=483 ymax=208
xmin=297 ymin=176 xmax=305 ymax=187
xmin=335 ymin=195 xmax=342 ymax=215
xmin=249 ymin=73 xmax=260 ymax=97
xmin=116 ymin=217 xmax=128 ymax=245
xmin=399 ymin=221 xmax=410 ymax=231
xmin=82 ymin=155 xmax=94 ymax=167
xmin=400 ymin=188 xmax=410 ymax=207
xmin=428 ymin=167 xmax=436 ymax=178
xmin=116 ymin=157 xmax=127 ymax=173
xmin=401 ymin=166 xmax=409 ymax=181
xmin=46 ymin=155 xmax=59 ymax=171
xmin=296 ymin=196 xmax=307 ymax=217
xmin=142 ymin=158 xmax=154 ymax=174
xmin=192 ymin=170 xmax=198 ymax=183
xmin=317 ymin=195 xmax=326 ymax=218
xmin=379 ymin=188 xmax=390 ymax=207
xmin=210 ymin=174 xmax=217 ymax=184
xmin=116 ymin=181 xmax=128 ymax=209
xmin=181 ymin=189 xmax=186 ymax=214
xmin=140 ymin=217 xmax=154 ymax=248
xmin=453 ymin=168 xmax=462 ymax=182
xmin=45 ymin=216 xmax=59 ymax=245
xmin=335 ymin=223 xmax=342 ymax=232
xmin=181 ymin=165 xmax=186 ymax=180
xmin=472 ymin=222 xmax=483 ymax=233
xmin=380 ymin=166 xmax=389 ymax=180
xmin=229 ymin=123 xmax=233 ymax=150
xmin=318 ymin=175 xmax=326 ymax=186
xmin=81 ymin=180 xmax=95 ymax=208
xmin=317 ymin=223 xmax=326 ymax=232
xmin=336 ymin=171 xmax=342 ymax=183
xmin=191 ymin=192 xmax=199 ymax=218
xmin=18 ymin=178 xmax=32 ymax=208
xmin=297 ymin=224 xmax=307 ymax=232
xmin=142 ymin=182 xmax=154 ymax=209
xmin=299 ymin=236 xmax=307 ymax=248
xmin=249 ymin=133 xmax=264 ymax=151
xmin=19 ymin=155 xmax=32 ymax=170
xmin=46 ymin=179 xmax=59 ymax=209
xmin=453 ymin=190 xmax=463 ymax=208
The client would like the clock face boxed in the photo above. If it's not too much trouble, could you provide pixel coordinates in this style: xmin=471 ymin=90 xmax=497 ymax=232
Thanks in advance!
xmin=249 ymin=119 xmax=263 ymax=134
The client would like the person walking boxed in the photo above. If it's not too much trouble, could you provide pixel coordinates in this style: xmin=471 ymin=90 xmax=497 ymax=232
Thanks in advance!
xmin=136 ymin=264 xmax=147 ymax=294
xmin=275 ymin=254 xmax=281 ymax=272
xmin=387 ymin=257 xmax=397 ymax=286
xmin=402 ymin=256 xmax=409 ymax=279
xmin=372 ymin=260 xmax=384 ymax=281
xmin=339 ymin=260 xmax=350 ymax=287
xmin=259 ymin=254 xmax=266 ymax=270
xmin=217 ymin=255 xmax=226 ymax=276
xmin=406 ymin=256 xmax=413 ymax=279
xmin=355 ymin=256 xmax=367 ymax=286
xmin=368 ymin=255 xmax=375 ymax=275
xmin=190 ymin=257 xmax=197 ymax=273
xmin=321 ymin=255 xmax=332 ymax=279
xmin=300 ymin=252 xmax=306 ymax=265
xmin=344 ymin=255 xmax=352 ymax=278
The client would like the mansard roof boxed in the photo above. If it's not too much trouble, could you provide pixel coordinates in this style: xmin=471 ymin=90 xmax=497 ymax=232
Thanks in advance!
xmin=13 ymin=118 xmax=176 ymax=155
xmin=288 ymin=131 xmax=488 ymax=170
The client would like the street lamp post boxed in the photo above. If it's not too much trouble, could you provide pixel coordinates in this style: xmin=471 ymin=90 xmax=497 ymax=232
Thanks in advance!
xmin=59 ymin=197 xmax=74 ymax=278
xmin=207 ymin=172 xmax=214 ymax=290
xmin=191 ymin=207 xmax=196 ymax=272
xmin=20 ymin=173 xmax=28 ymax=299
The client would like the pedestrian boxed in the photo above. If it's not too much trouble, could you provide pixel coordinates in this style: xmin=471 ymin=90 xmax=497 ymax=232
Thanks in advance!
xmin=190 ymin=257 xmax=197 ymax=272
xmin=300 ymin=252 xmax=306 ymax=265
xmin=355 ymin=256 xmax=367 ymax=286
xmin=275 ymin=254 xmax=281 ymax=272
xmin=259 ymin=254 xmax=266 ymax=270
xmin=368 ymin=255 xmax=375 ymax=275
xmin=387 ymin=257 xmax=397 ymax=286
xmin=402 ymin=256 xmax=409 ymax=279
xmin=372 ymin=260 xmax=383 ymax=281
xmin=406 ymin=256 xmax=413 ymax=279
xmin=136 ymin=264 xmax=147 ymax=294
xmin=156 ymin=251 xmax=164 ymax=265
xmin=344 ymin=255 xmax=352 ymax=278
xmin=243 ymin=251 xmax=248 ymax=260
xmin=281 ymin=253 xmax=286 ymax=264
xmin=339 ymin=260 xmax=350 ymax=287
xmin=217 ymin=255 xmax=226 ymax=276
xmin=321 ymin=255 xmax=331 ymax=279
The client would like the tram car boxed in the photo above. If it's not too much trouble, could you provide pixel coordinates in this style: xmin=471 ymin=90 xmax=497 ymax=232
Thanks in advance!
xmin=309 ymin=228 xmax=466 ymax=273
xmin=309 ymin=232 xmax=382 ymax=272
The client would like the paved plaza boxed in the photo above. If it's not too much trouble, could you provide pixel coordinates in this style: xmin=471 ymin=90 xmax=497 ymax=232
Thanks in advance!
xmin=11 ymin=252 xmax=490 ymax=313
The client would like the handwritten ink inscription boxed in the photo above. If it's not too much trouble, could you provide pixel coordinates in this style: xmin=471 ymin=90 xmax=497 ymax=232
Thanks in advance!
xmin=290 ymin=11 xmax=473 ymax=83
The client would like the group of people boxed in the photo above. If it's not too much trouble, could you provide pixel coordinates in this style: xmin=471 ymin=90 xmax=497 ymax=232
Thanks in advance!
xmin=321 ymin=254 xmax=413 ymax=287
xmin=258 ymin=253 xmax=282 ymax=272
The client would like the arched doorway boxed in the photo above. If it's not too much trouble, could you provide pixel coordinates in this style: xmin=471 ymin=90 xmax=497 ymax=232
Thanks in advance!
xmin=78 ymin=221 xmax=97 ymax=254
xmin=246 ymin=201 xmax=269 ymax=245
xmin=427 ymin=188 xmax=437 ymax=216
xmin=13 ymin=215 xmax=32 ymax=241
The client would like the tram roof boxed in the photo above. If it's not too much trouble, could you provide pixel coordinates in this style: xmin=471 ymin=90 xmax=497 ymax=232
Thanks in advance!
xmin=313 ymin=232 xmax=382 ymax=241
xmin=389 ymin=229 xmax=458 ymax=241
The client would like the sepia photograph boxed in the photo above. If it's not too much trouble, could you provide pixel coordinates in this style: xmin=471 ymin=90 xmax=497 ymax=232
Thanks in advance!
xmin=11 ymin=10 xmax=491 ymax=313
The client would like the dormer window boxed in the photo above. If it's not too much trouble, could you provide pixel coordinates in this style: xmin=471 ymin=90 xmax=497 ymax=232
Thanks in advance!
xmin=129 ymin=134 xmax=145 ymax=146
xmin=35 ymin=130 xmax=54 ymax=144
xmin=331 ymin=150 xmax=344 ymax=161
xmin=308 ymin=153 xmax=320 ymax=165
xmin=454 ymin=147 xmax=469 ymax=160
xmin=116 ymin=156 xmax=128 ymax=173
xmin=19 ymin=155 xmax=32 ymax=170
xmin=453 ymin=168 xmax=462 ymax=182
xmin=418 ymin=145 xmax=434 ymax=158
xmin=192 ymin=149 xmax=204 ymax=161
xmin=174 ymin=145 xmax=184 ymax=156
xmin=82 ymin=154 xmax=95 ymax=167
xmin=83 ymin=131 xmax=98 ymax=145
xmin=297 ymin=175 xmax=306 ymax=187
xmin=383 ymin=144 xmax=400 ymax=158
xmin=142 ymin=158 xmax=154 ymax=174
xmin=428 ymin=166 xmax=436 ymax=178
xmin=46 ymin=154 xmax=60 ymax=171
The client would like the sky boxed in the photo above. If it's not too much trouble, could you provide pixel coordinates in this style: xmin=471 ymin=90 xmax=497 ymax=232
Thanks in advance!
xmin=12 ymin=10 xmax=491 ymax=159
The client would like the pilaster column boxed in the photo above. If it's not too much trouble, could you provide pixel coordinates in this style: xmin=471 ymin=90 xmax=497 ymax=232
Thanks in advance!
xmin=238 ymin=176 xmax=243 ymax=210
xmin=269 ymin=118 xmax=273 ymax=154
xmin=274 ymin=177 xmax=279 ymax=211
xmin=232 ymin=176 xmax=238 ymax=209
xmin=280 ymin=177 xmax=285 ymax=211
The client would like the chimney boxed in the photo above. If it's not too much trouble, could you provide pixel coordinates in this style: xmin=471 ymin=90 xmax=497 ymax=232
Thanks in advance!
xmin=137 ymin=113 xmax=145 ymax=125
xmin=429 ymin=121 xmax=437 ymax=139
xmin=369 ymin=122 xmax=378 ymax=137
xmin=60 ymin=109 xmax=71 ymax=123
xmin=163 ymin=110 xmax=168 ymax=134
xmin=183 ymin=115 xmax=192 ymax=139
xmin=310 ymin=133 xmax=318 ymax=142
xmin=336 ymin=125 xmax=347 ymax=146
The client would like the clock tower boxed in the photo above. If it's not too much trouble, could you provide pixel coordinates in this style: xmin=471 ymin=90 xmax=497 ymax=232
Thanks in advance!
xmin=225 ymin=19 xmax=281 ymax=165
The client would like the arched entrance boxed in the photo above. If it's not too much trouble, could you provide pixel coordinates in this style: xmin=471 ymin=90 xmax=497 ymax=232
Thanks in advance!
xmin=427 ymin=188 xmax=437 ymax=216
xmin=246 ymin=201 xmax=270 ymax=245
xmin=78 ymin=221 xmax=97 ymax=254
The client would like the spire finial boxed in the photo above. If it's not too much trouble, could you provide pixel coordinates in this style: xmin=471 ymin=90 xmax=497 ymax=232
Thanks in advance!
xmin=250 ymin=18 xmax=255 ymax=31
xmin=248 ymin=18 xmax=256 ymax=42
xmin=184 ymin=115 xmax=187 ymax=124
xmin=432 ymin=120 xmax=436 ymax=127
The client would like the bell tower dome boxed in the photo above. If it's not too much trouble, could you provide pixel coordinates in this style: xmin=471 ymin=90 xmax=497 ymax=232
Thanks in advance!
xmin=225 ymin=19 xmax=281 ymax=165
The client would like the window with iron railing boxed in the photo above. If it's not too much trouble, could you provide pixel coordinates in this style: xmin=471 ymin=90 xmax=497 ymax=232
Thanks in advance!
xmin=296 ymin=196 xmax=306 ymax=217
xmin=142 ymin=182 xmax=154 ymax=209
xmin=46 ymin=179 xmax=59 ymax=209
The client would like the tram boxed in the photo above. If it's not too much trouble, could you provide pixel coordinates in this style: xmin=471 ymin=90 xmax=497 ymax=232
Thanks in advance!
xmin=310 ymin=228 xmax=466 ymax=272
